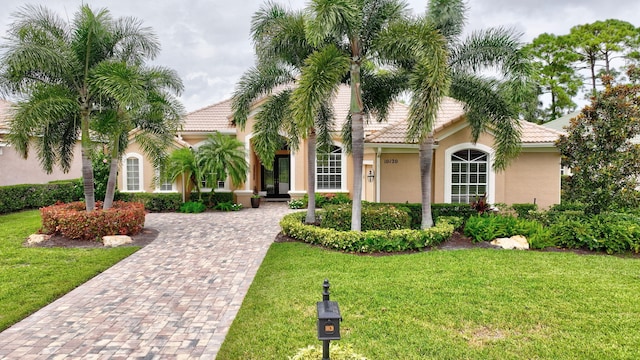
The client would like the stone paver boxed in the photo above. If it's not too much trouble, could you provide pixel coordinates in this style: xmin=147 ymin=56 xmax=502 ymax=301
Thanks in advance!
xmin=0 ymin=202 xmax=293 ymax=359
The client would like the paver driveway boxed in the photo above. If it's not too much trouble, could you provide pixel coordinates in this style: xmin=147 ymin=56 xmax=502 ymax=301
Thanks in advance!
xmin=0 ymin=202 xmax=294 ymax=359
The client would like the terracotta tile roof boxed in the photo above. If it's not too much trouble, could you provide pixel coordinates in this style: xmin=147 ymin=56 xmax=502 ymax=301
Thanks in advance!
xmin=0 ymin=99 xmax=12 ymax=131
xmin=519 ymin=120 xmax=564 ymax=143
xmin=182 ymin=98 xmax=235 ymax=133
xmin=366 ymin=97 xmax=466 ymax=144
xmin=180 ymin=84 xmax=562 ymax=145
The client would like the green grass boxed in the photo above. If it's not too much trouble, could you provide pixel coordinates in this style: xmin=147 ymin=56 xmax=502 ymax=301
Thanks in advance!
xmin=218 ymin=243 xmax=640 ymax=359
xmin=0 ymin=210 xmax=139 ymax=331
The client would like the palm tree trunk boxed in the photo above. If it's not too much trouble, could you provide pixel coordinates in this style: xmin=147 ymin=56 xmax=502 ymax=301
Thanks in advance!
xmin=420 ymin=134 xmax=435 ymax=229
xmin=306 ymin=128 xmax=317 ymax=224
xmin=103 ymin=135 xmax=120 ymax=210
xmin=80 ymin=108 xmax=95 ymax=211
xmin=350 ymin=61 xmax=364 ymax=232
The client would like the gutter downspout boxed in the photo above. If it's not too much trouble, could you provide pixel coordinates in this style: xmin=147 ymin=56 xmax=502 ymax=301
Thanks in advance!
xmin=376 ymin=147 xmax=381 ymax=203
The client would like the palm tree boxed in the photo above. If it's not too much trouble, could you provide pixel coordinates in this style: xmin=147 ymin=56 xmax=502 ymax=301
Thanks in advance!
xmin=408 ymin=0 xmax=535 ymax=228
xmin=232 ymin=2 xmax=336 ymax=224
xmin=292 ymin=0 xmax=409 ymax=231
xmin=90 ymin=64 xmax=184 ymax=209
xmin=0 ymin=5 xmax=163 ymax=211
xmin=164 ymin=133 xmax=248 ymax=202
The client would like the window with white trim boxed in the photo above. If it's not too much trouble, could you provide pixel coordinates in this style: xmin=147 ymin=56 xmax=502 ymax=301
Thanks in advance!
xmin=317 ymin=145 xmax=342 ymax=190
xmin=450 ymin=149 xmax=488 ymax=203
xmin=124 ymin=155 xmax=142 ymax=191
xmin=155 ymin=167 xmax=174 ymax=192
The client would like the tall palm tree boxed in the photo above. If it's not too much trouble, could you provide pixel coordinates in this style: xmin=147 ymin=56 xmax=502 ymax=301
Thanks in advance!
xmin=0 ymin=5 xmax=163 ymax=211
xmin=233 ymin=2 xmax=337 ymax=224
xmin=292 ymin=0 xmax=409 ymax=231
xmin=409 ymin=0 xmax=535 ymax=228
xmin=90 ymin=64 xmax=184 ymax=209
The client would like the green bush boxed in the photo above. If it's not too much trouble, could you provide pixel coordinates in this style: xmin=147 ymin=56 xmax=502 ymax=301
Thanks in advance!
xmin=549 ymin=213 xmax=640 ymax=254
xmin=215 ymin=201 xmax=242 ymax=211
xmin=0 ymin=181 xmax=83 ymax=214
xmin=40 ymin=201 xmax=145 ymax=240
xmin=321 ymin=204 xmax=411 ymax=231
xmin=463 ymin=215 xmax=542 ymax=243
xmin=288 ymin=199 xmax=305 ymax=209
xmin=280 ymin=212 xmax=455 ymax=253
xmin=511 ymin=203 xmax=538 ymax=219
xmin=179 ymin=201 xmax=206 ymax=213
xmin=289 ymin=344 xmax=367 ymax=360
xmin=116 ymin=192 xmax=183 ymax=212
xmin=189 ymin=191 xmax=233 ymax=208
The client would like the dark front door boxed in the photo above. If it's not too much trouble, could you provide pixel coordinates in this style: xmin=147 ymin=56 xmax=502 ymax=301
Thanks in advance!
xmin=261 ymin=155 xmax=290 ymax=198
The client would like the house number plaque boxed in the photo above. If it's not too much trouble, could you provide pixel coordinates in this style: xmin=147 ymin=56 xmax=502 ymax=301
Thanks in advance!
xmin=384 ymin=159 xmax=399 ymax=164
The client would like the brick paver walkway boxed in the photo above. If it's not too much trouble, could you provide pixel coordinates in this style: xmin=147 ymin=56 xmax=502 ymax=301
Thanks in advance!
xmin=0 ymin=202 xmax=293 ymax=359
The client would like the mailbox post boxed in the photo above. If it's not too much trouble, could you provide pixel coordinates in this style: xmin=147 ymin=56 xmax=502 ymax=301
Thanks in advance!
xmin=317 ymin=279 xmax=341 ymax=360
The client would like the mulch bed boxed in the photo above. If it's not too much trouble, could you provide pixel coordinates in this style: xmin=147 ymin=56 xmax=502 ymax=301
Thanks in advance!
xmin=26 ymin=228 xmax=160 ymax=248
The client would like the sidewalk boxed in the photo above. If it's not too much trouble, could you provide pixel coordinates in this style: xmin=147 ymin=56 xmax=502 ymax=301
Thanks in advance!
xmin=0 ymin=203 xmax=293 ymax=359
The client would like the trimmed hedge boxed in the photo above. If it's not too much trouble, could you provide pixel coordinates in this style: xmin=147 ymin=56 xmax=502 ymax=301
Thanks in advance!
xmin=280 ymin=211 xmax=455 ymax=253
xmin=189 ymin=191 xmax=234 ymax=208
xmin=0 ymin=182 xmax=83 ymax=214
xmin=40 ymin=201 xmax=145 ymax=241
xmin=322 ymin=204 xmax=411 ymax=231
xmin=116 ymin=192 xmax=183 ymax=212
xmin=363 ymin=202 xmax=477 ymax=229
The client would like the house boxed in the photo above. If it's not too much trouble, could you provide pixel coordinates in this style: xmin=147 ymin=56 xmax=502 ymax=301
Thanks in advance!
xmin=119 ymin=86 xmax=565 ymax=209
xmin=0 ymin=99 xmax=83 ymax=186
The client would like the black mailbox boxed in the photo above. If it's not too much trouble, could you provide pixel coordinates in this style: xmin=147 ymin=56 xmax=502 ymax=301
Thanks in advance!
xmin=317 ymin=300 xmax=341 ymax=341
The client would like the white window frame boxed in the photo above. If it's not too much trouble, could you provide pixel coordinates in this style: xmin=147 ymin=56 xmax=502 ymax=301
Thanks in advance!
xmin=444 ymin=143 xmax=495 ymax=204
xmin=154 ymin=167 xmax=176 ymax=193
xmin=122 ymin=153 xmax=144 ymax=192
xmin=316 ymin=144 xmax=347 ymax=192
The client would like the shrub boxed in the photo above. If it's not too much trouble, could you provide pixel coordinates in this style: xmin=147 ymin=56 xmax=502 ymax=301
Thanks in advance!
xmin=215 ymin=201 xmax=242 ymax=211
xmin=549 ymin=213 xmax=640 ymax=254
xmin=511 ymin=203 xmax=538 ymax=219
xmin=280 ymin=212 xmax=455 ymax=253
xmin=189 ymin=191 xmax=233 ymax=208
xmin=300 ymin=192 xmax=351 ymax=208
xmin=321 ymin=204 xmax=411 ymax=231
xmin=463 ymin=215 xmax=542 ymax=243
xmin=116 ymin=192 xmax=182 ymax=212
xmin=288 ymin=199 xmax=305 ymax=209
xmin=40 ymin=201 xmax=145 ymax=240
xmin=0 ymin=181 xmax=83 ymax=214
xmin=179 ymin=201 xmax=206 ymax=213
xmin=289 ymin=344 xmax=367 ymax=360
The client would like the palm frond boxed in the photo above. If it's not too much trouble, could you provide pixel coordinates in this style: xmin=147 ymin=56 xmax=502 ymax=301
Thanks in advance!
xmin=426 ymin=0 xmax=467 ymax=43
xmin=253 ymin=90 xmax=293 ymax=169
xmin=306 ymin=0 xmax=359 ymax=46
xmin=231 ymin=63 xmax=295 ymax=129
xmin=291 ymin=44 xmax=350 ymax=132
xmin=360 ymin=0 xmax=409 ymax=55
xmin=315 ymin=101 xmax=335 ymax=153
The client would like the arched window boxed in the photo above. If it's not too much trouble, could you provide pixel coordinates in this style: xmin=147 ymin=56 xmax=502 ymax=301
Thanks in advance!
xmin=445 ymin=145 xmax=494 ymax=204
xmin=122 ymin=153 xmax=144 ymax=192
xmin=317 ymin=145 xmax=343 ymax=190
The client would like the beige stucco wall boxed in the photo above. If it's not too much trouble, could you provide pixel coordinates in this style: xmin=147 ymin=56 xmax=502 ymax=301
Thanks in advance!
xmin=378 ymin=151 xmax=421 ymax=203
xmin=0 ymin=143 xmax=82 ymax=186
xmin=501 ymin=150 xmax=561 ymax=209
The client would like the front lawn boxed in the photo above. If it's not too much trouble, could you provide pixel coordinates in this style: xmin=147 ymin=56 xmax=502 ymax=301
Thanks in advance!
xmin=0 ymin=210 xmax=139 ymax=332
xmin=218 ymin=242 xmax=640 ymax=359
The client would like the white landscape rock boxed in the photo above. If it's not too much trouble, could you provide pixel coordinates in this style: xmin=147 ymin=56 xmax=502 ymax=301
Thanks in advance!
xmin=102 ymin=235 xmax=133 ymax=247
xmin=26 ymin=234 xmax=50 ymax=246
xmin=490 ymin=235 xmax=529 ymax=250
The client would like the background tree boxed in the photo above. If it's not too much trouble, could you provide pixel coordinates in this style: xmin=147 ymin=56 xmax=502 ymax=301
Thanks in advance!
xmin=524 ymin=33 xmax=582 ymax=122
xmin=568 ymin=19 xmax=639 ymax=95
xmin=556 ymin=75 xmax=640 ymax=214
xmin=0 ymin=5 xmax=171 ymax=211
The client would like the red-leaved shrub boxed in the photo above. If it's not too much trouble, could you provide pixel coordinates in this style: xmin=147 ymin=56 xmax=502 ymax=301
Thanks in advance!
xmin=40 ymin=201 xmax=145 ymax=241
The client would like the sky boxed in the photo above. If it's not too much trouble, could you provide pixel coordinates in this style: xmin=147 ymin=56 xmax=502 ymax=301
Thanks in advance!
xmin=1 ymin=0 xmax=639 ymax=112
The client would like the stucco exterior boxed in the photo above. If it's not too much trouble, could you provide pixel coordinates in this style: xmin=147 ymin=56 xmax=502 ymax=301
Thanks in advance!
xmin=115 ymin=85 xmax=563 ymax=209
